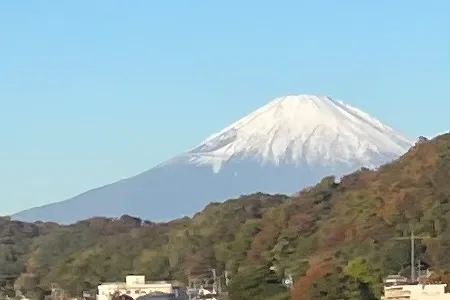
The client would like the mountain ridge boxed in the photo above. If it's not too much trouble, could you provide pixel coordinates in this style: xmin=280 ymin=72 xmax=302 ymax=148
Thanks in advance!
xmin=12 ymin=94 xmax=413 ymax=223
xmin=2 ymin=132 xmax=450 ymax=300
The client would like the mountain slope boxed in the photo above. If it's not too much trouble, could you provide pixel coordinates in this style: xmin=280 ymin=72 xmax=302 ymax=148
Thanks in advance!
xmin=12 ymin=95 xmax=414 ymax=223
xmin=3 ymin=132 xmax=450 ymax=300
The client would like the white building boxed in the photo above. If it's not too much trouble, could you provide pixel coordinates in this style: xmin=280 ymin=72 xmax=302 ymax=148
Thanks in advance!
xmin=382 ymin=275 xmax=450 ymax=300
xmin=96 ymin=275 xmax=174 ymax=300
xmin=193 ymin=287 xmax=218 ymax=300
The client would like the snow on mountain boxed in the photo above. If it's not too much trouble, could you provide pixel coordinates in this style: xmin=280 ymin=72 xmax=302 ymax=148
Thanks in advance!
xmin=165 ymin=95 xmax=412 ymax=171
xmin=12 ymin=95 xmax=414 ymax=224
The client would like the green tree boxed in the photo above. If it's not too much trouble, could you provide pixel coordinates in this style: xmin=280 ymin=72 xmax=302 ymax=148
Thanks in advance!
xmin=344 ymin=257 xmax=379 ymax=300
xmin=134 ymin=250 xmax=170 ymax=280
xmin=228 ymin=264 xmax=286 ymax=300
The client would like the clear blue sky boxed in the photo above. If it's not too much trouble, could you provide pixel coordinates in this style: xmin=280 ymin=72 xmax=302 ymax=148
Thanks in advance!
xmin=1 ymin=1 xmax=449 ymax=215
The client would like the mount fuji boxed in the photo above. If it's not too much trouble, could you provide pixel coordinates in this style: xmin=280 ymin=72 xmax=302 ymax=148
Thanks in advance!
xmin=12 ymin=95 xmax=414 ymax=224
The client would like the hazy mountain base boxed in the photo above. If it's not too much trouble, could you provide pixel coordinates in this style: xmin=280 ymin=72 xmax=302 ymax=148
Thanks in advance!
xmin=12 ymin=155 xmax=374 ymax=224
xmin=1 ymin=133 xmax=450 ymax=300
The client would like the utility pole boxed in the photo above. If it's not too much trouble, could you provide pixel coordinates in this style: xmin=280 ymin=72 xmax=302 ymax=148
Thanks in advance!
xmin=217 ymin=276 xmax=222 ymax=294
xmin=211 ymin=269 xmax=217 ymax=293
xmin=411 ymin=226 xmax=415 ymax=282
xmin=391 ymin=224 xmax=430 ymax=282
xmin=187 ymin=278 xmax=198 ymax=300
xmin=224 ymin=270 xmax=230 ymax=286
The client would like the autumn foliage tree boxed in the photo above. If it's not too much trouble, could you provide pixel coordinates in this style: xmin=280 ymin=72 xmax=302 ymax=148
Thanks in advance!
xmin=1 ymin=133 xmax=450 ymax=299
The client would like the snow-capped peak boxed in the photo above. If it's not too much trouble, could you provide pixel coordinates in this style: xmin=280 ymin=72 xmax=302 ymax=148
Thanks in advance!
xmin=179 ymin=95 xmax=414 ymax=173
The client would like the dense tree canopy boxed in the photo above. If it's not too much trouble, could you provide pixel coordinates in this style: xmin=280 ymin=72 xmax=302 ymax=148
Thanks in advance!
xmin=1 ymin=132 xmax=450 ymax=300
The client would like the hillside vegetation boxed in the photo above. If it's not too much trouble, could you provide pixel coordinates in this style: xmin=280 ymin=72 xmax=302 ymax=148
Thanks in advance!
xmin=2 ymin=133 xmax=450 ymax=300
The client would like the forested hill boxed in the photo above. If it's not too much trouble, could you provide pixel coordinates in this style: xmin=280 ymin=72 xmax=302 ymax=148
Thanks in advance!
xmin=1 ymin=133 xmax=450 ymax=300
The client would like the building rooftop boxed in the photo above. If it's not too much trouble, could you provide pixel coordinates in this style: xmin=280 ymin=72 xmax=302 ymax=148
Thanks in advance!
xmin=99 ymin=281 xmax=171 ymax=286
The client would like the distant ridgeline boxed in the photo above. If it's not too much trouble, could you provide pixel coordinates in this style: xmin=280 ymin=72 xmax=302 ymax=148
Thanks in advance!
xmin=12 ymin=94 xmax=413 ymax=224
xmin=2 ymin=133 xmax=450 ymax=300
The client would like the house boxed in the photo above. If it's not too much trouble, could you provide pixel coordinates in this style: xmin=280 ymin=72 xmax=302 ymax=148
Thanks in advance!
xmin=96 ymin=276 xmax=175 ymax=300
xmin=382 ymin=275 xmax=450 ymax=300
